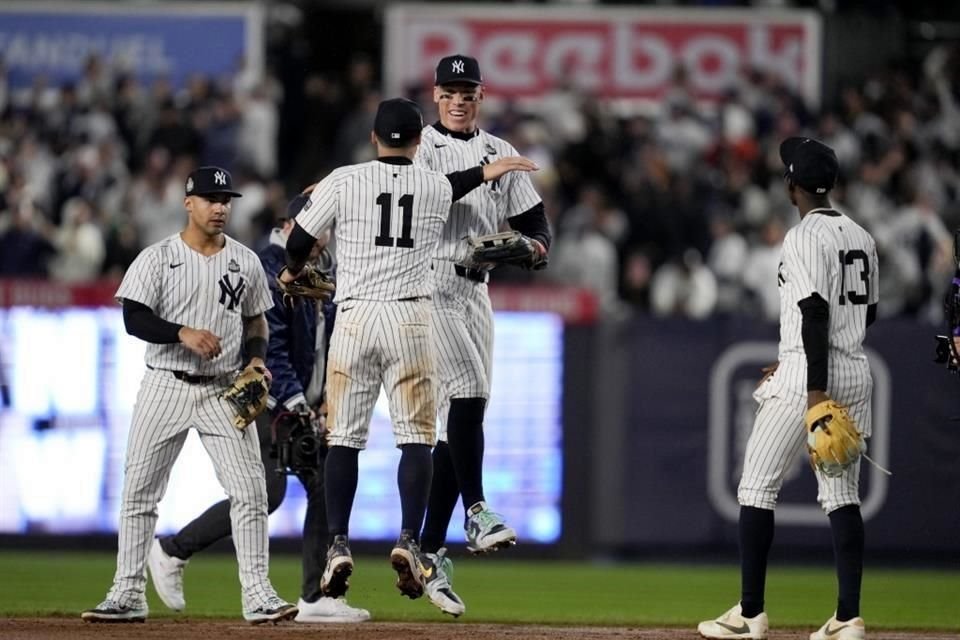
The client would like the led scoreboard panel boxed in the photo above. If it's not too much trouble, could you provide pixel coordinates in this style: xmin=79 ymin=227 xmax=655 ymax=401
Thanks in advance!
xmin=0 ymin=308 xmax=563 ymax=543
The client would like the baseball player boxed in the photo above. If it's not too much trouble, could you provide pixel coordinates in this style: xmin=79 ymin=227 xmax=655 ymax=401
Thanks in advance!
xmin=699 ymin=138 xmax=879 ymax=640
xmin=413 ymin=54 xmax=551 ymax=614
xmin=82 ymin=166 xmax=297 ymax=624
xmin=279 ymin=98 xmax=537 ymax=612
xmin=146 ymin=188 xmax=370 ymax=624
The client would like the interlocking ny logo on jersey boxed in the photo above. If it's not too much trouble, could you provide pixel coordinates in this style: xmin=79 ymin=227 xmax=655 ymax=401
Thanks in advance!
xmin=452 ymin=59 xmax=465 ymax=74
xmin=214 ymin=171 xmax=227 ymax=185
xmin=218 ymin=274 xmax=246 ymax=311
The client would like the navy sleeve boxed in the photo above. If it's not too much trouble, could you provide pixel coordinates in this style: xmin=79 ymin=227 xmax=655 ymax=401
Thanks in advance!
xmin=798 ymin=293 xmax=829 ymax=392
xmin=122 ymin=299 xmax=182 ymax=344
xmin=507 ymin=202 xmax=551 ymax=251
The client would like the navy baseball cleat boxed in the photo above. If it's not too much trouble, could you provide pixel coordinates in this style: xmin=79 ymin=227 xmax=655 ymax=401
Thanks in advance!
xmin=320 ymin=534 xmax=353 ymax=598
xmin=390 ymin=531 xmax=428 ymax=599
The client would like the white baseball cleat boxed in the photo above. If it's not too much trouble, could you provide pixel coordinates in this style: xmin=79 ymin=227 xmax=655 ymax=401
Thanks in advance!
xmin=810 ymin=614 xmax=865 ymax=640
xmin=424 ymin=547 xmax=466 ymax=617
xmin=698 ymin=603 xmax=769 ymax=640
xmin=147 ymin=538 xmax=187 ymax=611
xmin=294 ymin=597 xmax=371 ymax=623
xmin=464 ymin=501 xmax=517 ymax=554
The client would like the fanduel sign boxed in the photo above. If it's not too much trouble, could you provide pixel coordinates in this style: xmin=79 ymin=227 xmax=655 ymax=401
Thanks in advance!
xmin=0 ymin=2 xmax=263 ymax=88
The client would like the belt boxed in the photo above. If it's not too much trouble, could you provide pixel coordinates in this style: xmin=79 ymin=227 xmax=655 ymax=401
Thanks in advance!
xmin=398 ymin=296 xmax=430 ymax=302
xmin=453 ymin=264 xmax=489 ymax=283
xmin=147 ymin=365 xmax=217 ymax=384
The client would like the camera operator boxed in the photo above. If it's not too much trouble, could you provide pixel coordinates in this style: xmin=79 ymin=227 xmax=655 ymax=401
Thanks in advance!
xmin=935 ymin=234 xmax=960 ymax=372
xmin=147 ymin=186 xmax=370 ymax=623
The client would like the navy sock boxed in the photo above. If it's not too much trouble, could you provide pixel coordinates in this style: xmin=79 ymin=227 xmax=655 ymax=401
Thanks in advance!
xmin=420 ymin=441 xmax=460 ymax=553
xmin=829 ymin=505 xmax=864 ymax=621
xmin=398 ymin=444 xmax=433 ymax=539
xmin=324 ymin=446 xmax=359 ymax=540
xmin=739 ymin=506 xmax=775 ymax=618
xmin=447 ymin=397 xmax=486 ymax=511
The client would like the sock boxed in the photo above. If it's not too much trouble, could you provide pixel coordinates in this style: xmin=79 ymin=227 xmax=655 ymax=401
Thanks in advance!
xmin=324 ymin=446 xmax=359 ymax=540
xmin=829 ymin=505 xmax=864 ymax=621
xmin=397 ymin=444 xmax=433 ymax=539
xmin=420 ymin=441 xmax=460 ymax=553
xmin=446 ymin=397 xmax=487 ymax=511
xmin=739 ymin=506 xmax=775 ymax=618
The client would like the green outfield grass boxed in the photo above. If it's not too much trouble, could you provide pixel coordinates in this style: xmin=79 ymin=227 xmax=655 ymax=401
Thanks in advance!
xmin=1 ymin=551 xmax=957 ymax=629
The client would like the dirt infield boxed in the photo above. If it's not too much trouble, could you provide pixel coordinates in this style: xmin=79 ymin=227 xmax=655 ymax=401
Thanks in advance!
xmin=1 ymin=619 xmax=957 ymax=640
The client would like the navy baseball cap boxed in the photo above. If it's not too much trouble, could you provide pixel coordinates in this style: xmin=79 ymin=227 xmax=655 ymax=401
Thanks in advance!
xmin=286 ymin=193 xmax=309 ymax=219
xmin=185 ymin=166 xmax=242 ymax=198
xmin=779 ymin=137 xmax=839 ymax=195
xmin=435 ymin=55 xmax=483 ymax=86
xmin=374 ymin=98 xmax=424 ymax=147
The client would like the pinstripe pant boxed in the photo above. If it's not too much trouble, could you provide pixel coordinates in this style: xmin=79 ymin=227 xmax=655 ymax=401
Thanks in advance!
xmin=106 ymin=369 xmax=276 ymax=612
xmin=325 ymin=299 xmax=436 ymax=448
xmin=430 ymin=266 xmax=493 ymax=442
xmin=738 ymin=361 xmax=872 ymax=514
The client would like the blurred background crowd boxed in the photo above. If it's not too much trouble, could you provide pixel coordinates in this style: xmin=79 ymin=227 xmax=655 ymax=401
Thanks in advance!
xmin=1 ymin=1 xmax=959 ymax=326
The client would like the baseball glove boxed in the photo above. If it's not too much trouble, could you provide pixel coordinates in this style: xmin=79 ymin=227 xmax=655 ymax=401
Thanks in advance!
xmin=276 ymin=264 xmax=336 ymax=305
xmin=805 ymin=400 xmax=865 ymax=477
xmin=222 ymin=365 xmax=270 ymax=429
xmin=463 ymin=231 xmax=546 ymax=270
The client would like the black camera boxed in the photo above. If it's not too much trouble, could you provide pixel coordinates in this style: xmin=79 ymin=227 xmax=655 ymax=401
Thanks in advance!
xmin=934 ymin=335 xmax=960 ymax=372
xmin=271 ymin=410 xmax=324 ymax=476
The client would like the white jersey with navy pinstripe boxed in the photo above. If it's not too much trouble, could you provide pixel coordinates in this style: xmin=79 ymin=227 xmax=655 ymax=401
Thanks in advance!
xmin=416 ymin=125 xmax=541 ymax=262
xmin=738 ymin=208 xmax=878 ymax=515
xmin=415 ymin=124 xmax=544 ymax=441
xmin=777 ymin=209 xmax=878 ymax=365
xmin=115 ymin=233 xmax=273 ymax=375
xmin=772 ymin=209 xmax=879 ymax=413
xmin=104 ymin=232 xmax=283 ymax=616
xmin=295 ymin=160 xmax=454 ymax=302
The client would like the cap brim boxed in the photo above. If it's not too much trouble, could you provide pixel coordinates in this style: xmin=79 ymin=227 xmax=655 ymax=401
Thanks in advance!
xmin=779 ymin=136 xmax=807 ymax=166
xmin=193 ymin=190 xmax=243 ymax=198
xmin=436 ymin=78 xmax=482 ymax=86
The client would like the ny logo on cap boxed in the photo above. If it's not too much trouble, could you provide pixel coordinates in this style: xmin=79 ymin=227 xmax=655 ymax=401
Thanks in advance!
xmin=185 ymin=177 xmax=194 ymax=192
xmin=452 ymin=59 xmax=465 ymax=74
xmin=214 ymin=171 xmax=227 ymax=185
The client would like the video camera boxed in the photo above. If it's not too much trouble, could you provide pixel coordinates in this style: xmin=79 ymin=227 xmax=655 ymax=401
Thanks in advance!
xmin=934 ymin=335 xmax=959 ymax=372
xmin=270 ymin=408 xmax=325 ymax=476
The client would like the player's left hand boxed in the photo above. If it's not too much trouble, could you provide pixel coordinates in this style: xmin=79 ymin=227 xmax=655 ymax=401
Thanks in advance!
xmin=222 ymin=364 xmax=271 ymax=430
xmin=481 ymin=156 xmax=539 ymax=182
xmin=807 ymin=389 xmax=830 ymax=410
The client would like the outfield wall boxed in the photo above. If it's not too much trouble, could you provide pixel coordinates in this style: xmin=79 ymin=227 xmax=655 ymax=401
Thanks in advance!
xmin=0 ymin=281 xmax=956 ymax=556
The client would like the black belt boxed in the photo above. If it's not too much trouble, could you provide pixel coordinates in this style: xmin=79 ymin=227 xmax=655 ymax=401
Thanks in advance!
xmin=398 ymin=296 xmax=430 ymax=302
xmin=147 ymin=365 xmax=216 ymax=384
xmin=454 ymin=264 xmax=489 ymax=283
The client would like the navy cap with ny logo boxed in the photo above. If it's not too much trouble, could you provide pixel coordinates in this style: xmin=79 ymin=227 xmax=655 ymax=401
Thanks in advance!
xmin=185 ymin=166 xmax=243 ymax=198
xmin=435 ymin=54 xmax=483 ymax=86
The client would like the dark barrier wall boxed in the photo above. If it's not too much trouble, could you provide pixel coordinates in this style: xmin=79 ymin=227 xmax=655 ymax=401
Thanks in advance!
xmin=587 ymin=315 xmax=960 ymax=554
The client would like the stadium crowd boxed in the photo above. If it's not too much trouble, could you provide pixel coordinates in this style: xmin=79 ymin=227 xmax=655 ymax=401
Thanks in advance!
xmin=1 ymin=43 xmax=958 ymax=323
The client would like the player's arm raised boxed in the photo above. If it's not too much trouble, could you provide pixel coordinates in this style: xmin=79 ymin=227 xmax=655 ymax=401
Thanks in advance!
xmin=444 ymin=156 xmax=538 ymax=202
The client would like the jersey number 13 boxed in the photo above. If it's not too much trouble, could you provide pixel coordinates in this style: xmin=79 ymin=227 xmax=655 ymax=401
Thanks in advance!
xmin=838 ymin=249 xmax=869 ymax=305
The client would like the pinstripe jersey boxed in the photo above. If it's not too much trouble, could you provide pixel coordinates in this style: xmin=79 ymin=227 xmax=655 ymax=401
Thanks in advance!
xmin=738 ymin=208 xmax=878 ymax=513
xmin=415 ymin=125 xmax=542 ymax=262
xmin=295 ymin=160 xmax=455 ymax=301
xmin=115 ymin=233 xmax=273 ymax=375
xmin=775 ymin=209 xmax=879 ymax=396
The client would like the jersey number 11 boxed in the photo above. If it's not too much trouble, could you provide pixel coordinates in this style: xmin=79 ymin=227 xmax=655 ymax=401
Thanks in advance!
xmin=375 ymin=192 xmax=414 ymax=248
